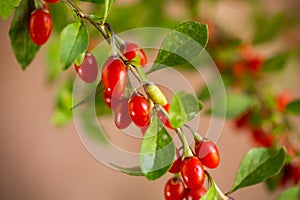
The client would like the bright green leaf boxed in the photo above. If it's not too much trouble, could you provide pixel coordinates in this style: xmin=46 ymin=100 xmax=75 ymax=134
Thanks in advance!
xmin=52 ymin=81 xmax=73 ymax=126
xmin=263 ymin=51 xmax=291 ymax=72
xmin=110 ymin=164 xmax=144 ymax=176
xmin=149 ymin=21 xmax=208 ymax=73
xmin=230 ymin=148 xmax=285 ymax=193
xmin=169 ymin=91 xmax=201 ymax=128
xmin=45 ymin=38 xmax=61 ymax=83
xmin=201 ymin=179 xmax=218 ymax=200
xmin=139 ymin=116 xmax=175 ymax=180
xmin=275 ymin=185 xmax=300 ymax=200
xmin=211 ymin=92 xmax=254 ymax=118
xmin=286 ymin=99 xmax=300 ymax=115
xmin=9 ymin=0 xmax=40 ymax=69
xmin=60 ymin=21 xmax=89 ymax=70
xmin=0 ymin=0 xmax=21 ymax=20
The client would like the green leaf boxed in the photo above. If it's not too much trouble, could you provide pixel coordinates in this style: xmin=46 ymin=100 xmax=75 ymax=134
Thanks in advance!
xmin=9 ymin=0 xmax=40 ymax=69
xmin=79 ymin=0 xmax=113 ymax=4
xmin=0 ymin=0 xmax=21 ymax=20
xmin=230 ymin=148 xmax=285 ymax=193
xmin=265 ymin=170 xmax=282 ymax=191
xmin=139 ymin=116 xmax=175 ymax=180
xmin=60 ymin=21 xmax=89 ymax=70
xmin=52 ymin=81 xmax=73 ymax=126
xmin=45 ymin=38 xmax=61 ymax=83
xmin=253 ymin=12 xmax=285 ymax=44
xmin=201 ymin=178 xmax=218 ymax=200
xmin=149 ymin=21 xmax=208 ymax=73
xmin=275 ymin=185 xmax=300 ymax=200
xmin=211 ymin=92 xmax=254 ymax=118
xmin=286 ymin=99 xmax=300 ymax=115
xmin=110 ymin=164 xmax=144 ymax=176
xmin=263 ymin=51 xmax=291 ymax=72
xmin=169 ymin=91 xmax=201 ymax=128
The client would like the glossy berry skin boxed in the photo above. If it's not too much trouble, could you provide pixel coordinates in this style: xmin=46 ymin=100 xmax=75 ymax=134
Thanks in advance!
xmin=185 ymin=187 xmax=206 ymax=200
xmin=45 ymin=0 xmax=60 ymax=3
xmin=29 ymin=8 xmax=52 ymax=45
xmin=103 ymin=91 xmax=112 ymax=108
xmin=74 ymin=53 xmax=98 ymax=83
xmin=101 ymin=56 xmax=127 ymax=97
xmin=122 ymin=42 xmax=147 ymax=66
xmin=158 ymin=103 xmax=174 ymax=129
xmin=128 ymin=94 xmax=150 ymax=127
xmin=164 ymin=177 xmax=185 ymax=200
xmin=168 ymin=154 xmax=183 ymax=174
xmin=195 ymin=140 xmax=220 ymax=169
xmin=181 ymin=157 xmax=205 ymax=191
xmin=112 ymin=98 xmax=131 ymax=129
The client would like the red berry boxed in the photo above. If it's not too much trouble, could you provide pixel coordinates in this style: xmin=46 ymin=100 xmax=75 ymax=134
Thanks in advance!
xmin=185 ymin=187 xmax=206 ymax=200
xmin=195 ymin=140 xmax=220 ymax=169
xmin=291 ymin=164 xmax=300 ymax=184
xmin=232 ymin=61 xmax=248 ymax=79
xmin=276 ymin=92 xmax=292 ymax=112
xmin=252 ymin=129 xmax=274 ymax=147
xmin=101 ymin=56 xmax=127 ymax=97
xmin=169 ymin=154 xmax=183 ymax=174
xmin=112 ymin=98 xmax=131 ymax=129
xmin=128 ymin=94 xmax=150 ymax=127
xmin=164 ymin=177 xmax=185 ymax=200
xmin=74 ymin=53 xmax=98 ymax=83
xmin=122 ymin=42 xmax=147 ymax=67
xmin=181 ymin=157 xmax=205 ymax=191
xmin=247 ymin=56 xmax=263 ymax=75
xmin=158 ymin=103 xmax=174 ymax=129
xmin=234 ymin=111 xmax=250 ymax=129
xmin=103 ymin=91 xmax=112 ymax=108
xmin=29 ymin=8 xmax=52 ymax=45
xmin=45 ymin=0 xmax=60 ymax=3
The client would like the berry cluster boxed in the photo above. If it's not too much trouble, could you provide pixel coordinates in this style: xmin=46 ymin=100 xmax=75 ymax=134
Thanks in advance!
xmin=164 ymin=140 xmax=220 ymax=200
xmin=235 ymin=92 xmax=300 ymax=187
xmin=29 ymin=0 xmax=59 ymax=46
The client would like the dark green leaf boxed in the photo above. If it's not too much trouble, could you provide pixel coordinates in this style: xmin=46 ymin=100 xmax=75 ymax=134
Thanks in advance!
xmin=139 ymin=116 xmax=175 ymax=180
xmin=60 ymin=21 xmax=89 ymax=70
xmin=275 ymin=185 xmax=300 ymax=200
xmin=9 ymin=0 xmax=40 ymax=69
xmin=110 ymin=164 xmax=144 ymax=176
xmin=0 ymin=0 xmax=21 ymax=20
xmin=211 ymin=92 xmax=254 ymax=118
xmin=265 ymin=170 xmax=282 ymax=191
xmin=149 ymin=21 xmax=208 ymax=73
xmin=263 ymin=51 xmax=291 ymax=72
xmin=286 ymin=99 xmax=300 ymax=115
xmin=230 ymin=148 xmax=285 ymax=193
xmin=253 ymin=12 xmax=285 ymax=44
xmin=169 ymin=92 xmax=201 ymax=128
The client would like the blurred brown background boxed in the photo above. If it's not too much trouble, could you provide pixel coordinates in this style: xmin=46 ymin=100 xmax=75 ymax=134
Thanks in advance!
xmin=0 ymin=0 xmax=299 ymax=199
